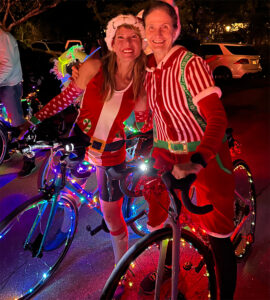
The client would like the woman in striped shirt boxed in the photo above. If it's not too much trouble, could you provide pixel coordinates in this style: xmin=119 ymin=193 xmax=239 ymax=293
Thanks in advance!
xmin=140 ymin=1 xmax=237 ymax=299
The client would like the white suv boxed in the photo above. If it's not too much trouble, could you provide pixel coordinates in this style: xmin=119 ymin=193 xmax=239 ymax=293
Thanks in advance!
xmin=200 ymin=43 xmax=262 ymax=80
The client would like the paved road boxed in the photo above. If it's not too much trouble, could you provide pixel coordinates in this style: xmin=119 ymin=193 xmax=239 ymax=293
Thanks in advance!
xmin=0 ymin=77 xmax=269 ymax=299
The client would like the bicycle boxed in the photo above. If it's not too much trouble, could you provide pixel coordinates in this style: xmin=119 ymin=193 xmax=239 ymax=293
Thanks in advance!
xmin=0 ymin=134 xmax=152 ymax=300
xmin=37 ymin=128 xmax=153 ymax=236
xmin=101 ymin=133 xmax=256 ymax=299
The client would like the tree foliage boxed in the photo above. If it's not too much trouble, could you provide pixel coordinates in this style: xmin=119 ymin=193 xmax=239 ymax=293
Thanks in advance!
xmin=86 ymin=0 xmax=146 ymax=30
xmin=0 ymin=0 xmax=66 ymax=31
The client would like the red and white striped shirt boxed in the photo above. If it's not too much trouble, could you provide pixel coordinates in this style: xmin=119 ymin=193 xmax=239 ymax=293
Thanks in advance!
xmin=145 ymin=46 xmax=221 ymax=144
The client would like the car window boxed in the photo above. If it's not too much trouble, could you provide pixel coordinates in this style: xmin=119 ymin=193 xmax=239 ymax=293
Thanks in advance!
xmin=225 ymin=45 xmax=259 ymax=55
xmin=200 ymin=45 xmax=223 ymax=56
xmin=48 ymin=43 xmax=64 ymax=52
xmin=32 ymin=42 xmax=47 ymax=51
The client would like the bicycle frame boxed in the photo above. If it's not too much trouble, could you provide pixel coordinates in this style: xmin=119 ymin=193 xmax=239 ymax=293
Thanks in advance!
xmin=23 ymin=139 xmax=150 ymax=258
xmin=155 ymin=205 xmax=181 ymax=300
xmin=20 ymin=151 xmax=99 ymax=258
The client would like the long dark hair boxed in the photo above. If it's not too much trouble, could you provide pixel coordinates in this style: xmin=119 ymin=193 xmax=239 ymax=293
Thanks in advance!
xmin=101 ymin=24 xmax=146 ymax=102
xmin=142 ymin=1 xmax=178 ymax=30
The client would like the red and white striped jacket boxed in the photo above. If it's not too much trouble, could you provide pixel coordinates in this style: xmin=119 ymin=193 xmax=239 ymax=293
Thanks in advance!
xmin=144 ymin=45 xmax=226 ymax=164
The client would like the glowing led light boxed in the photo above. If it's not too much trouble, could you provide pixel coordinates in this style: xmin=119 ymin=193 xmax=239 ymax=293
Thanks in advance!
xmin=43 ymin=273 xmax=47 ymax=279
xmin=137 ymin=225 xmax=142 ymax=230
xmin=139 ymin=163 xmax=148 ymax=172
xmin=128 ymin=281 xmax=133 ymax=287
xmin=29 ymin=288 xmax=33 ymax=293
xmin=131 ymin=205 xmax=135 ymax=210
xmin=130 ymin=262 xmax=135 ymax=268
xmin=71 ymin=179 xmax=76 ymax=183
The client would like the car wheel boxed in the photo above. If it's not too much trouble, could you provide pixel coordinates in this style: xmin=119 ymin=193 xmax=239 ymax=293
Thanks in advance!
xmin=213 ymin=67 xmax=232 ymax=81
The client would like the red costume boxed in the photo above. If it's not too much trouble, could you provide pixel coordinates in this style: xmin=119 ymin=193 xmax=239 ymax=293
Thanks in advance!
xmin=144 ymin=46 xmax=235 ymax=236
xmin=35 ymin=70 xmax=136 ymax=166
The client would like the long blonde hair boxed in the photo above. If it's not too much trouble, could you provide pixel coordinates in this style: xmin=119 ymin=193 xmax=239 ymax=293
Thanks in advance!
xmin=101 ymin=24 xmax=146 ymax=102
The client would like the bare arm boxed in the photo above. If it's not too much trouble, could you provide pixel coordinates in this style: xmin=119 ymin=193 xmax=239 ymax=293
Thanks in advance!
xmin=74 ymin=58 xmax=101 ymax=90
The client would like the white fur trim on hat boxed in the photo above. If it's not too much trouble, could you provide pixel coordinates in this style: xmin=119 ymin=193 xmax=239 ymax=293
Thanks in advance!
xmin=105 ymin=14 xmax=147 ymax=51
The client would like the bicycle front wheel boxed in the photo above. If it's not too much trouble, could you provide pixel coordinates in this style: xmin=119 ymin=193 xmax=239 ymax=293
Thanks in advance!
xmin=232 ymin=159 xmax=256 ymax=260
xmin=38 ymin=150 xmax=62 ymax=189
xmin=126 ymin=194 xmax=149 ymax=237
xmin=101 ymin=227 xmax=217 ymax=300
xmin=0 ymin=194 xmax=78 ymax=299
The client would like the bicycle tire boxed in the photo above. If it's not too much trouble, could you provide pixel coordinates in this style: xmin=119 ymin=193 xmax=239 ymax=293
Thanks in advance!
xmin=0 ymin=193 xmax=78 ymax=299
xmin=101 ymin=227 xmax=217 ymax=300
xmin=37 ymin=150 xmax=62 ymax=189
xmin=0 ymin=123 xmax=8 ymax=165
xmin=127 ymin=194 xmax=149 ymax=237
xmin=123 ymin=171 xmax=149 ymax=237
xmin=232 ymin=159 xmax=256 ymax=260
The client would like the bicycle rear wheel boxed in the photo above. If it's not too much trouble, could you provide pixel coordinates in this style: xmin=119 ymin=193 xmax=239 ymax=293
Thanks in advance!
xmin=0 ymin=194 xmax=78 ymax=299
xmin=0 ymin=123 xmax=8 ymax=165
xmin=232 ymin=159 xmax=256 ymax=260
xmin=101 ymin=227 xmax=217 ymax=300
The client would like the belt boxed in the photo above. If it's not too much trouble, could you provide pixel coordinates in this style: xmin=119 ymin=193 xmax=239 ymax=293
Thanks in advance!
xmin=89 ymin=137 xmax=125 ymax=153
xmin=154 ymin=135 xmax=227 ymax=154
xmin=153 ymin=138 xmax=200 ymax=154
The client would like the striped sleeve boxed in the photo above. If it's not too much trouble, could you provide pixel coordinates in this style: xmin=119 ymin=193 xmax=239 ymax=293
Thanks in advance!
xmin=185 ymin=55 xmax=220 ymax=101
xmin=34 ymin=81 xmax=83 ymax=121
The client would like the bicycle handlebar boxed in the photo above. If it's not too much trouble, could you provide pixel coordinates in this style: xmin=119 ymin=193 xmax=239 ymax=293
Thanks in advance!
xmin=106 ymin=167 xmax=140 ymax=198
xmin=161 ymin=172 xmax=213 ymax=215
xmin=108 ymin=163 xmax=213 ymax=215
xmin=19 ymin=135 xmax=90 ymax=155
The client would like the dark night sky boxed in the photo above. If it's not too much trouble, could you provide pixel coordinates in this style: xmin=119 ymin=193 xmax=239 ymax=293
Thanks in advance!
xmin=31 ymin=1 xmax=97 ymax=42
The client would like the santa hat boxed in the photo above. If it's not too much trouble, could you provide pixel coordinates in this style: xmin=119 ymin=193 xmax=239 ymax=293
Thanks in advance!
xmin=105 ymin=14 xmax=147 ymax=51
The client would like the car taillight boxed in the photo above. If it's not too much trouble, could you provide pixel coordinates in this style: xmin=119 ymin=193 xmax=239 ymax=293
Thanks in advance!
xmin=234 ymin=59 xmax=249 ymax=64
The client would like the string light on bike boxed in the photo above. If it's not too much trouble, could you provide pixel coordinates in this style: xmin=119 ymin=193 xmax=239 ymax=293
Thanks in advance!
xmin=64 ymin=143 xmax=75 ymax=153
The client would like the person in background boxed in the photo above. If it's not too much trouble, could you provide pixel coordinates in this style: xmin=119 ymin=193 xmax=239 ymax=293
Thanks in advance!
xmin=138 ymin=1 xmax=237 ymax=299
xmin=0 ymin=26 xmax=36 ymax=176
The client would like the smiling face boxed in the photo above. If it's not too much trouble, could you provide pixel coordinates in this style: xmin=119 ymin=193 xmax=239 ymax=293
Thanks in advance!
xmin=144 ymin=8 xmax=177 ymax=63
xmin=112 ymin=25 xmax=142 ymax=63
